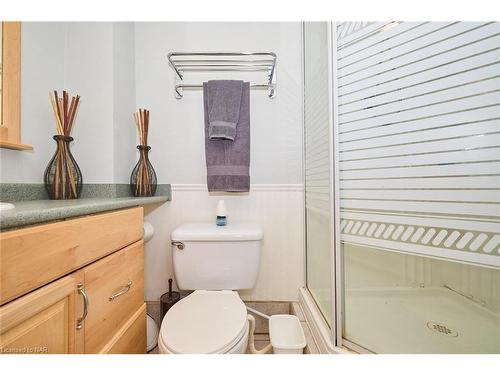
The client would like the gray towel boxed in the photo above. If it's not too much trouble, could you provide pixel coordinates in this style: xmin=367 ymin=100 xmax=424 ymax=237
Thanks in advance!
xmin=207 ymin=80 xmax=243 ymax=141
xmin=204 ymin=81 xmax=250 ymax=192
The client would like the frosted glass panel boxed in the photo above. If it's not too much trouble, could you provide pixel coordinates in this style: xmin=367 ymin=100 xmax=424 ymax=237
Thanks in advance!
xmin=337 ymin=21 xmax=500 ymax=267
xmin=337 ymin=21 xmax=500 ymax=353
xmin=304 ymin=22 xmax=332 ymax=325
xmin=344 ymin=245 xmax=500 ymax=353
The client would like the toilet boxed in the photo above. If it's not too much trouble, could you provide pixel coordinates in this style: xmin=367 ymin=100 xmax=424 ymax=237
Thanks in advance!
xmin=158 ymin=222 xmax=263 ymax=354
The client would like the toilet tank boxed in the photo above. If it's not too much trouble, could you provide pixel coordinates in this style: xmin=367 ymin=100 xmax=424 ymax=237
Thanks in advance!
xmin=171 ymin=223 xmax=263 ymax=291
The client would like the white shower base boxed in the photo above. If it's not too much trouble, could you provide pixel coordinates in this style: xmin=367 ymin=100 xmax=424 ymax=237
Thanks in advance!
xmin=344 ymin=286 xmax=500 ymax=353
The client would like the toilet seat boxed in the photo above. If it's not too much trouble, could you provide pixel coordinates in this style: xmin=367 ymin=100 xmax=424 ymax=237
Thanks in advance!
xmin=159 ymin=290 xmax=248 ymax=354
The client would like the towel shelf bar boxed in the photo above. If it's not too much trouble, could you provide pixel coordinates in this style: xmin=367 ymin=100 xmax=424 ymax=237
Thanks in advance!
xmin=167 ymin=52 xmax=277 ymax=99
xmin=180 ymin=66 xmax=271 ymax=71
xmin=174 ymin=60 xmax=275 ymax=65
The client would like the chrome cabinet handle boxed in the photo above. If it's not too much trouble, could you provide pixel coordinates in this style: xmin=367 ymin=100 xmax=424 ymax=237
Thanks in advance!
xmin=109 ymin=281 xmax=133 ymax=301
xmin=76 ymin=283 xmax=89 ymax=330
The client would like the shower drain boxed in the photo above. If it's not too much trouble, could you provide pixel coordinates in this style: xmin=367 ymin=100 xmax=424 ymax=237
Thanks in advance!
xmin=426 ymin=321 xmax=459 ymax=337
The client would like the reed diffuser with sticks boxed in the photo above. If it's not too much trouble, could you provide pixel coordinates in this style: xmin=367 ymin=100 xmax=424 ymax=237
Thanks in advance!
xmin=44 ymin=90 xmax=82 ymax=200
xmin=130 ymin=108 xmax=157 ymax=197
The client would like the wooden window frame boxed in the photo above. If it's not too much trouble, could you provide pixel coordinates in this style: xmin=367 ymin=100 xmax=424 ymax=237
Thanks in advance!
xmin=1 ymin=22 xmax=32 ymax=150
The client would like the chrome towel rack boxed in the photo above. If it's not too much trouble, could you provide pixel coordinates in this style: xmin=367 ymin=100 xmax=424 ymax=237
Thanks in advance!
xmin=167 ymin=52 xmax=277 ymax=99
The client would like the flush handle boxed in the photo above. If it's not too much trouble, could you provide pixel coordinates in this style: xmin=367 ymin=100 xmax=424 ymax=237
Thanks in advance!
xmin=172 ymin=241 xmax=185 ymax=250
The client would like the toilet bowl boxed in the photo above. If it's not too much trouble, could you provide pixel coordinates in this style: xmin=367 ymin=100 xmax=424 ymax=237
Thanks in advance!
xmin=158 ymin=290 xmax=249 ymax=354
xmin=159 ymin=222 xmax=263 ymax=354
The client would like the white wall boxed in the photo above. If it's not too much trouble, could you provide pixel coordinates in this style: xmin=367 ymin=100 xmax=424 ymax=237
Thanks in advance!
xmin=137 ymin=22 xmax=305 ymax=301
xmin=112 ymin=23 xmax=137 ymax=183
xmin=0 ymin=22 xmax=137 ymax=184
xmin=0 ymin=22 xmax=306 ymax=302
xmin=0 ymin=23 xmax=66 ymax=182
xmin=63 ymin=22 xmax=115 ymax=183
xmin=135 ymin=22 xmax=303 ymax=184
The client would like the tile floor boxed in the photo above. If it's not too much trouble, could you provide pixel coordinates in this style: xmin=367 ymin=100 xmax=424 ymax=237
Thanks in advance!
xmin=146 ymin=300 xmax=320 ymax=354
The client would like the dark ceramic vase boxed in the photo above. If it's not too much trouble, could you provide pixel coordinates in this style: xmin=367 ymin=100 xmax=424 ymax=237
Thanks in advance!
xmin=130 ymin=145 xmax=157 ymax=197
xmin=44 ymin=135 xmax=83 ymax=200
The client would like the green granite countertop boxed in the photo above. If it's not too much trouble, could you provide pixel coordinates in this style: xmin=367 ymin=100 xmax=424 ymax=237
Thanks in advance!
xmin=0 ymin=183 xmax=171 ymax=230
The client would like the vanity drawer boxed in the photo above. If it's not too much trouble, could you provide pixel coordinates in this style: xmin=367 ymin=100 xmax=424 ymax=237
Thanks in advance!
xmin=100 ymin=304 xmax=147 ymax=354
xmin=0 ymin=207 xmax=143 ymax=305
xmin=83 ymin=240 xmax=144 ymax=353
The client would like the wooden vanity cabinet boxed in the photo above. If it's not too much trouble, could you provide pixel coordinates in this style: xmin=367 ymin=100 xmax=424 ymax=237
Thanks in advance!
xmin=83 ymin=240 xmax=145 ymax=353
xmin=0 ymin=207 xmax=143 ymax=305
xmin=0 ymin=207 xmax=146 ymax=354
xmin=0 ymin=272 xmax=84 ymax=354
xmin=100 ymin=304 xmax=147 ymax=354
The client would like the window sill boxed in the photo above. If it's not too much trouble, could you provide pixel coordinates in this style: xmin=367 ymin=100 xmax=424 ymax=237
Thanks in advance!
xmin=0 ymin=141 xmax=34 ymax=151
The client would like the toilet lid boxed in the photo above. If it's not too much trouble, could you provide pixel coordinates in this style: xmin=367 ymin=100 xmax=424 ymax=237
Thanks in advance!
xmin=160 ymin=290 xmax=248 ymax=354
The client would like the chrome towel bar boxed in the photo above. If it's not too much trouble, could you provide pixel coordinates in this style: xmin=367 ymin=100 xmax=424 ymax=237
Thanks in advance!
xmin=167 ymin=52 xmax=277 ymax=99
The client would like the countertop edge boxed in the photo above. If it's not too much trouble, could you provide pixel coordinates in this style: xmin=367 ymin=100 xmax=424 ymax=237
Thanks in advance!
xmin=0 ymin=195 xmax=169 ymax=231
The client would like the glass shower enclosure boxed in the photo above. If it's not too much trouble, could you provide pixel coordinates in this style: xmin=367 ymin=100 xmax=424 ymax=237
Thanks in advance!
xmin=304 ymin=22 xmax=334 ymax=329
xmin=303 ymin=21 xmax=500 ymax=353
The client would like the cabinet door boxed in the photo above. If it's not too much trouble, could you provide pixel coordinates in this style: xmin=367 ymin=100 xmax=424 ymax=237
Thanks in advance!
xmin=0 ymin=272 xmax=84 ymax=354
xmin=100 ymin=304 xmax=147 ymax=354
xmin=83 ymin=241 xmax=144 ymax=353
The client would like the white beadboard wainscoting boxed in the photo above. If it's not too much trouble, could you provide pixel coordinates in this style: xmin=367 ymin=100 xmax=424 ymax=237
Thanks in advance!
xmin=143 ymin=184 xmax=305 ymax=302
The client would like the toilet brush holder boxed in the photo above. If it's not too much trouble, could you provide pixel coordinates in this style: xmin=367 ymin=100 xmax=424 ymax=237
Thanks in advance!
xmin=160 ymin=278 xmax=180 ymax=322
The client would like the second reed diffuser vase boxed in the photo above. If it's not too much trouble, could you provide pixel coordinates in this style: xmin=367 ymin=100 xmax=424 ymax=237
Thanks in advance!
xmin=130 ymin=108 xmax=156 ymax=197
xmin=130 ymin=145 xmax=157 ymax=197
xmin=45 ymin=90 xmax=82 ymax=200
xmin=44 ymin=135 xmax=83 ymax=199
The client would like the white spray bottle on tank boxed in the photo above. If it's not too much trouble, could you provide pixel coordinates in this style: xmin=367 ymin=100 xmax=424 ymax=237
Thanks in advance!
xmin=216 ymin=200 xmax=227 ymax=226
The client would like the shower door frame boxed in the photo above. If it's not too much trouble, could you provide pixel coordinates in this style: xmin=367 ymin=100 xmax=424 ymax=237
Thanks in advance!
xmin=307 ymin=21 xmax=500 ymax=354
xmin=330 ymin=22 xmax=375 ymax=354
xmin=330 ymin=21 xmax=500 ymax=354
xmin=331 ymin=21 xmax=344 ymax=351
xmin=302 ymin=21 xmax=343 ymax=352
xmin=302 ymin=21 xmax=374 ymax=354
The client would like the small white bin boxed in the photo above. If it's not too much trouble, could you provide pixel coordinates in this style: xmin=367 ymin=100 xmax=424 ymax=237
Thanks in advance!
xmin=269 ymin=314 xmax=306 ymax=354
